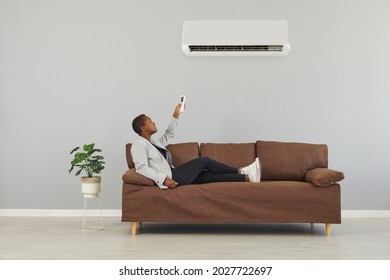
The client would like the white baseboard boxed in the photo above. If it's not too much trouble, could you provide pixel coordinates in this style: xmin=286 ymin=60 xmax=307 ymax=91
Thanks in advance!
xmin=341 ymin=210 xmax=390 ymax=218
xmin=0 ymin=209 xmax=121 ymax=217
xmin=1 ymin=209 xmax=390 ymax=218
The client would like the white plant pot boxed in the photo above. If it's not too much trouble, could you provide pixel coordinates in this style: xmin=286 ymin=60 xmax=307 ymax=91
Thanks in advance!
xmin=81 ymin=176 xmax=101 ymax=198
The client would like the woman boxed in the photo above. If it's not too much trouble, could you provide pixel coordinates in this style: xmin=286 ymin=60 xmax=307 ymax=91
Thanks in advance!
xmin=130 ymin=103 xmax=260 ymax=189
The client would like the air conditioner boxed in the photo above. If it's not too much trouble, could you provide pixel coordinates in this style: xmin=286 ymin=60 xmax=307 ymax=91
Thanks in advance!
xmin=182 ymin=20 xmax=290 ymax=56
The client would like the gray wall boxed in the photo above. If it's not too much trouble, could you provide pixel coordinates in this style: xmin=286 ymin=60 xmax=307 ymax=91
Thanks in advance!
xmin=1 ymin=0 xmax=389 ymax=210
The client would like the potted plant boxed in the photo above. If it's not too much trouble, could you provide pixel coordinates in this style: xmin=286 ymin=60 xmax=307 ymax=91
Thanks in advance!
xmin=69 ymin=143 xmax=105 ymax=198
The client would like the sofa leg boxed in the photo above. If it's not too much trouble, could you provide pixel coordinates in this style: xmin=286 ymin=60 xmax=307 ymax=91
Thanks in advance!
xmin=131 ymin=222 xmax=138 ymax=236
xmin=325 ymin=224 xmax=331 ymax=236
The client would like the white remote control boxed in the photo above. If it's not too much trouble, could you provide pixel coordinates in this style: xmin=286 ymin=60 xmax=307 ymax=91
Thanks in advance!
xmin=179 ymin=95 xmax=186 ymax=112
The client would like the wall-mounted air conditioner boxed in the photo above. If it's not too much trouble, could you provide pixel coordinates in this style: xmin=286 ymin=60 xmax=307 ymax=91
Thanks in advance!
xmin=182 ymin=20 xmax=290 ymax=56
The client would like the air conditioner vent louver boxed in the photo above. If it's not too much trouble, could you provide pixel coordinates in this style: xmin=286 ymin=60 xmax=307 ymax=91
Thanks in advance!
xmin=182 ymin=20 xmax=290 ymax=56
xmin=189 ymin=45 xmax=284 ymax=52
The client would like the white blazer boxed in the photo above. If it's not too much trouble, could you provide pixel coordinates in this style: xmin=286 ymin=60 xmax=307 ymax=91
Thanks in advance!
xmin=130 ymin=117 xmax=179 ymax=189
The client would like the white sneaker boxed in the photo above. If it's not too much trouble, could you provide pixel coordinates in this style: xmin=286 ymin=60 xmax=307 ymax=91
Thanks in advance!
xmin=240 ymin=157 xmax=261 ymax=182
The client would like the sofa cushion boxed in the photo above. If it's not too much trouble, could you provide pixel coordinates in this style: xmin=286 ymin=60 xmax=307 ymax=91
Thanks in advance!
xmin=305 ymin=168 xmax=345 ymax=187
xmin=125 ymin=143 xmax=134 ymax=169
xmin=256 ymin=141 xmax=328 ymax=181
xmin=200 ymin=143 xmax=256 ymax=169
xmin=122 ymin=168 xmax=155 ymax=186
xmin=125 ymin=142 xmax=199 ymax=169
xmin=167 ymin=142 xmax=199 ymax=167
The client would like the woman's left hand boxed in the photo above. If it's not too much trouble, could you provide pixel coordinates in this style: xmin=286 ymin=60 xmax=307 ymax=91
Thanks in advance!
xmin=173 ymin=103 xmax=182 ymax=119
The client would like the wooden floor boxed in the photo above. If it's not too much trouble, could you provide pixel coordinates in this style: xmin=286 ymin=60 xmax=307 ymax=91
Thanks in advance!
xmin=1 ymin=217 xmax=390 ymax=260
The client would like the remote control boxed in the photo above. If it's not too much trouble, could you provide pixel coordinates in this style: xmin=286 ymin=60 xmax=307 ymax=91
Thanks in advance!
xmin=179 ymin=95 xmax=186 ymax=112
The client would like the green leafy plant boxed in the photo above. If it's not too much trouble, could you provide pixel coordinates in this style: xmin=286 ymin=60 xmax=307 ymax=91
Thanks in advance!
xmin=68 ymin=143 xmax=105 ymax=178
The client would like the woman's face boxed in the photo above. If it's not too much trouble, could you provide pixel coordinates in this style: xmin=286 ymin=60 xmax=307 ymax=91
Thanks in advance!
xmin=142 ymin=116 xmax=157 ymax=135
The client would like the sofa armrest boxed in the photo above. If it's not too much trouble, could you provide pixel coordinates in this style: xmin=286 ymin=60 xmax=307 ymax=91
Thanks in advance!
xmin=305 ymin=168 xmax=345 ymax=187
xmin=122 ymin=168 xmax=155 ymax=186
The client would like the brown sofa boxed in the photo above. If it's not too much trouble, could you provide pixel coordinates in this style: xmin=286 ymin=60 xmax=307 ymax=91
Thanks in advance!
xmin=122 ymin=141 xmax=344 ymax=236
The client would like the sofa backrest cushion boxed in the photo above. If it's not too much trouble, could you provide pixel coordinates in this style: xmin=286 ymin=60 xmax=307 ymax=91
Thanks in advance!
xmin=167 ymin=142 xmax=200 ymax=167
xmin=200 ymin=143 xmax=256 ymax=169
xmin=256 ymin=141 xmax=328 ymax=181
xmin=125 ymin=143 xmax=134 ymax=169
xmin=125 ymin=142 xmax=199 ymax=169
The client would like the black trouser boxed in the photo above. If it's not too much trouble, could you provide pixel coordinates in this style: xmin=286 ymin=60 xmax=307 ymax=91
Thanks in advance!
xmin=171 ymin=156 xmax=246 ymax=186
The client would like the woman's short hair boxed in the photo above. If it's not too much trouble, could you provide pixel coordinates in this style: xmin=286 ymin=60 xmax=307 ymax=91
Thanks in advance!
xmin=132 ymin=114 xmax=146 ymax=135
